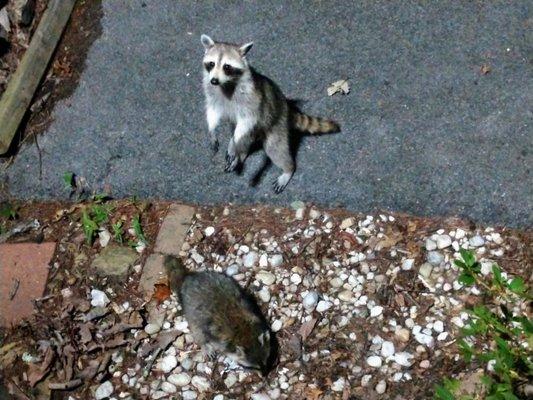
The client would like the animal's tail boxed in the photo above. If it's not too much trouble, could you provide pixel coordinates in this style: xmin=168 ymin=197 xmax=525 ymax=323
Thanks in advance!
xmin=291 ymin=111 xmax=340 ymax=134
xmin=164 ymin=255 xmax=189 ymax=294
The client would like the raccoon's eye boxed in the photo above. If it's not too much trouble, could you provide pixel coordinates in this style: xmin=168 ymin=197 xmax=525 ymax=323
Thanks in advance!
xmin=205 ymin=61 xmax=215 ymax=71
xmin=223 ymin=64 xmax=233 ymax=74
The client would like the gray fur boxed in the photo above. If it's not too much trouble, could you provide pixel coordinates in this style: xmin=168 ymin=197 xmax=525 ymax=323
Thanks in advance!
xmin=165 ymin=256 xmax=272 ymax=374
xmin=201 ymin=35 xmax=297 ymax=193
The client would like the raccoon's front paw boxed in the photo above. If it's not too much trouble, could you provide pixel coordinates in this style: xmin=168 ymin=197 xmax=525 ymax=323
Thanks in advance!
xmin=225 ymin=153 xmax=239 ymax=172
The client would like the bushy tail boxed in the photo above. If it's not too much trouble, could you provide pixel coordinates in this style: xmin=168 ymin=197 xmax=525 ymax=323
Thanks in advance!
xmin=164 ymin=255 xmax=188 ymax=294
xmin=292 ymin=111 xmax=340 ymax=134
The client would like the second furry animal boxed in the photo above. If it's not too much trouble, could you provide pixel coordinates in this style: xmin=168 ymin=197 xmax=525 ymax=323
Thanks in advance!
xmin=164 ymin=255 xmax=273 ymax=375
xmin=201 ymin=34 xmax=340 ymax=193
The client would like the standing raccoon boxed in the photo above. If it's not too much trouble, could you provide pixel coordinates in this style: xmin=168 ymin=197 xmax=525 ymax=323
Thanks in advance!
xmin=164 ymin=255 xmax=273 ymax=375
xmin=201 ymin=34 xmax=340 ymax=193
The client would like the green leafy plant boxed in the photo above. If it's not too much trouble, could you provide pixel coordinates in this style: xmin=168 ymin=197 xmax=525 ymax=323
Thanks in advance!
xmin=81 ymin=202 xmax=113 ymax=244
xmin=435 ymin=250 xmax=532 ymax=400
xmin=112 ymin=221 xmax=124 ymax=244
xmin=132 ymin=214 xmax=147 ymax=244
xmin=0 ymin=203 xmax=18 ymax=220
xmin=63 ymin=172 xmax=75 ymax=189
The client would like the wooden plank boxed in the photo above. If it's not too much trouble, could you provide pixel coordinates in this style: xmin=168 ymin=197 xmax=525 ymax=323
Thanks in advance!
xmin=0 ymin=0 xmax=76 ymax=154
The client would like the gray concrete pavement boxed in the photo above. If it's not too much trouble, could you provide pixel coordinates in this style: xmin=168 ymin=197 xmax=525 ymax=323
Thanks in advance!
xmin=2 ymin=0 xmax=532 ymax=227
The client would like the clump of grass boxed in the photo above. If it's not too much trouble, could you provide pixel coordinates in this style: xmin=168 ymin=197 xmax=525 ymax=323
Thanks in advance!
xmin=435 ymin=249 xmax=532 ymax=400
xmin=112 ymin=220 xmax=124 ymax=244
xmin=81 ymin=202 xmax=113 ymax=244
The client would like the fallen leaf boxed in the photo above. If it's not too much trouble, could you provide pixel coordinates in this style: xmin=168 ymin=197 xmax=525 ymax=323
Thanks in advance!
xmin=480 ymin=64 xmax=491 ymax=75
xmin=305 ymin=387 xmax=324 ymax=400
xmin=298 ymin=318 xmax=317 ymax=342
xmin=78 ymin=324 xmax=92 ymax=344
xmin=327 ymin=79 xmax=350 ymax=96
xmin=27 ymin=346 xmax=54 ymax=387
xmin=152 ymin=283 xmax=171 ymax=304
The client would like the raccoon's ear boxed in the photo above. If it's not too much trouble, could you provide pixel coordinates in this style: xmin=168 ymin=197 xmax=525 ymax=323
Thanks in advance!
xmin=239 ymin=42 xmax=254 ymax=56
xmin=201 ymin=34 xmax=215 ymax=50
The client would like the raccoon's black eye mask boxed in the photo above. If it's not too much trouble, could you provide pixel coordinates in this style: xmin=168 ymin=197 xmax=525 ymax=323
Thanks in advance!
xmin=223 ymin=64 xmax=243 ymax=77
xmin=204 ymin=61 xmax=215 ymax=71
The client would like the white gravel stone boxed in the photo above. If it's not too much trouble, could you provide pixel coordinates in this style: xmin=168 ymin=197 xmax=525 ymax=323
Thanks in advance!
xmin=370 ymin=305 xmax=383 ymax=317
xmin=330 ymin=277 xmax=343 ymax=288
xmin=393 ymin=352 xmax=414 ymax=367
xmin=182 ymin=391 xmax=197 ymax=400
xmin=469 ymin=235 xmax=485 ymax=247
xmin=433 ymin=321 xmax=444 ymax=333
xmin=361 ymin=374 xmax=372 ymax=386
xmin=425 ymin=239 xmax=437 ymax=251
xmin=224 ymin=373 xmax=238 ymax=388
xmin=427 ymin=251 xmax=444 ymax=266
xmin=366 ymin=355 xmax=382 ymax=368
xmin=91 ymin=289 xmax=110 ymax=308
xmin=420 ymin=360 xmax=431 ymax=369
xmin=225 ymin=264 xmax=239 ymax=276
xmin=303 ymin=292 xmax=319 ymax=309
xmin=152 ymin=391 xmax=168 ymax=399
xmin=271 ymin=319 xmax=283 ymax=332
xmin=395 ymin=328 xmax=410 ymax=342
xmin=331 ymin=377 xmax=346 ymax=392
xmin=402 ymin=259 xmax=414 ymax=270
xmin=419 ymin=263 xmax=433 ymax=278
xmin=455 ymin=228 xmax=466 ymax=239
xmin=380 ymin=341 xmax=395 ymax=358
xmin=204 ymin=226 xmax=215 ymax=236
xmin=375 ymin=380 xmax=387 ymax=394
xmin=95 ymin=381 xmax=114 ymax=400
xmin=160 ymin=355 xmax=177 ymax=373
xmin=167 ymin=373 xmax=190 ymax=387
xmin=243 ymin=252 xmax=259 ymax=268
xmin=436 ymin=235 xmax=452 ymax=249
xmin=191 ymin=253 xmax=204 ymax=264
xmin=258 ymin=288 xmax=271 ymax=303
xmin=290 ymin=274 xmax=302 ymax=285
xmin=309 ymin=209 xmax=321 ymax=219
xmin=251 ymin=393 xmax=271 ymax=400
xmin=144 ymin=323 xmax=161 ymax=335
xmin=414 ymin=332 xmax=434 ymax=347
xmin=259 ymin=253 xmax=268 ymax=267
xmin=256 ymin=271 xmax=276 ymax=285
xmin=98 ymin=229 xmax=111 ymax=247
xmin=338 ymin=290 xmax=353 ymax=302
xmin=269 ymin=254 xmax=283 ymax=267
xmin=160 ymin=382 xmax=177 ymax=394
xmin=191 ymin=376 xmax=210 ymax=392
xmin=316 ymin=300 xmax=332 ymax=312
xmin=340 ymin=218 xmax=355 ymax=229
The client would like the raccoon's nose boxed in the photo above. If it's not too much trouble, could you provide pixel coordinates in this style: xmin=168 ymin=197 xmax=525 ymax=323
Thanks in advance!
xmin=210 ymin=77 xmax=220 ymax=85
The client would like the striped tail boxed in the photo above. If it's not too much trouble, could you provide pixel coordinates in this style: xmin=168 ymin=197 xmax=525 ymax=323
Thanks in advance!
xmin=292 ymin=111 xmax=340 ymax=134
xmin=164 ymin=255 xmax=189 ymax=294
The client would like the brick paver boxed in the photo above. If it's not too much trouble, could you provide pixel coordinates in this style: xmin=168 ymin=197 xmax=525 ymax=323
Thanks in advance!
xmin=0 ymin=242 xmax=56 ymax=327
xmin=139 ymin=204 xmax=195 ymax=299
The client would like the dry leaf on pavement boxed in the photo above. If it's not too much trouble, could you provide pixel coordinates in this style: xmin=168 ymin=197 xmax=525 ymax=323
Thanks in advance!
xmin=327 ymin=79 xmax=350 ymax=96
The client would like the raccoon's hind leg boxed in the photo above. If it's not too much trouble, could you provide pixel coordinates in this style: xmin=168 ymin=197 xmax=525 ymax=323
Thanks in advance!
xmin=264 ymin=129 xmax=294 ymax=194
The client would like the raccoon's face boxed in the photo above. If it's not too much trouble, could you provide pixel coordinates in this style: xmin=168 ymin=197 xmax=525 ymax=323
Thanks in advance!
xmin=234 ymin=329 xmax=272 ymax=376
xmin=201 ymin=34 xmax=253 ymax=87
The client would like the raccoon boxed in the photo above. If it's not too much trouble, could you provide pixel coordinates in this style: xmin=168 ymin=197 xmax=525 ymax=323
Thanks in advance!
xmin=201 ymin=34 xmax=340 ymax=193
xmin=164 ymin=255 xmax=273 ymax=375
